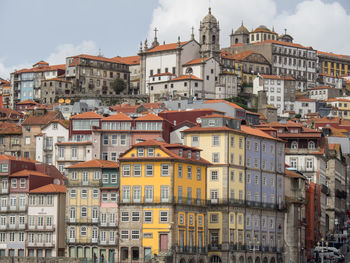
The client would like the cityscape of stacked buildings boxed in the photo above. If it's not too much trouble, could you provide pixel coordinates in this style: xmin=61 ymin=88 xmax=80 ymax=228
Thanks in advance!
xmin=0 ymin=7 xmax=350 ymax=263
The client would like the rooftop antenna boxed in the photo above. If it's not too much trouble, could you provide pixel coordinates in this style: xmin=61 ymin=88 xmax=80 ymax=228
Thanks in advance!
xmin=284 ymin=28 xmax=287 ymax=35
xmin=208 ymin=0 xmax=211 ymax=13
xmin=191 ymin=26 xmax=195 ymax=40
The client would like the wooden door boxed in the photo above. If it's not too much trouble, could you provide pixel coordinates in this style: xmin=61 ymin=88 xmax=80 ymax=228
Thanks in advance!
xmin=159 ymin=234 xmax=168 ymax=251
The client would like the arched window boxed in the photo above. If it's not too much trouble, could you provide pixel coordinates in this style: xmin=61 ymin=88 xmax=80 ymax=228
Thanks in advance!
xmin=210 ymin=256 xmax=222 ymax=263
xmin=235 ymin=38 xmax=238 ymax=44
xmin=81 ymin=207 xmax=87 ymax=217
xmin=69 ymin=227 xmax=76 ymax=239
xmin=291 ymin=141 xmax=298 ymax=149
xmin=202 ymin=35 xmax=206 ymax=44
xmin=80 ymin=226 xmax=87 ymax=236
xmin=308 ymin=141 xmax=315 ymax=150
xmin=212 ymin=35 xmax=216 ymax=44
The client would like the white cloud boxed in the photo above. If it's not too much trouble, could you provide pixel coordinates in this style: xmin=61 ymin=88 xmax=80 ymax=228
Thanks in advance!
xmin=0 ymin=40 xmax=98 ymax=80
xmin=148 ymin=0 xmax=350 ymax=55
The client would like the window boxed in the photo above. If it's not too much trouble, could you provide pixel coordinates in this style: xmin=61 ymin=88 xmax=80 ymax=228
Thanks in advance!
xmin=178 ymin=165 xmax=182 ymax=178
xmin=191 ymin=136 xmax=199 ymax=147
xmin=81 ymin=189 xmax=88 ymax=198
xmin=231 ymin=136 xmax=235 ymax=147
xmin=120 ymin=134 xmax=127 ymax=145
xmin=111 ymin=152 xmax=117 ymax=161
xmin=144 ymin=211 xmax=153 ymax=223
xmin=131 ymin=211 xmax=140 ymax=222
xmin=81 ymin=207 xmax=87 ymax=217
xmin=239 ymin=137 xmax=243 ymax=149
xmin=111 ymin=135 xmax=117 ymax=145
xmin=103 ymin=135 xmax=109 ymax=145
xmin=210 ymin=213 xmax=219 ymax=223
xmin=161 ymin=164 xmax=169 ymax=176
xmin=160 ymin=186 xmax=169 ymax=202
xmin=187 ymin=166 xmax=192 ymax=179
xmin=92 ymin=189 xmax=99 ymax=199
xmin=146 ymin=164 xmax=153 ymax=176
xmin=121 ymin=212 xmax=129 ymax=222
xmin=179 ymin=214 xmax=185 ymax=224
xmin=123 ymin=165 xmax=131 ymax=176
xmin=122 ymin=186 xmax=130 ymax=202
xmin=212 ymin=153 xmax=219 ymax=163
xmin=290 ymin=158 xmax=297 ymax=168
xmin=211 ymin=170 xmax=218 ymax=181
xmin=72 ymin=147 xmax=77 ymax=158
xmin=20 ymin=178 xmax=26 ymax=188
xmin=212 ymin=135 xmax=220 ymax=146
xmin=93 ymin=171 xmax=100 ymax=180
xmin=230 ymin=171 xmax=234 ymax=181
xmin=11 ymin=179 xmax=17 ymax=188
xmin=196 ymin=167 xmax=201 ymax=180
xmin=308 ymin=141 xmax=315 ymax=149
xmin=121 ymin=230 xmax=129 ymax=240
xmin=133 ymin=164 xmax=141 ymax=176
xmin=306 ymin=158 xmax=313 ymax=169
xmin=25 ymin=136 xmax=30 ymax=145
xmin=80 ymin=227 xmax=87 ymax=236
xmin=145 ymin=186 xmax=153 ymax=202
xmin=160 ymin=211 xmax=168 ymax=223
xmin=291 ymin=141 xmax=298 ymax=149
xmin=137 ymin=148 xmax=144 ymax=157
xmin=131 ymin=230 xmax=140 ymax=239
xmin=71 ymin=171 xmax=77 ymax=180
xmin=133 ymin=186 xmax=141 ymax=202
xmin=145 ymin=147 xmax=154 ymax=157
xmin=102 ymin=152 xmax=108 ymax=160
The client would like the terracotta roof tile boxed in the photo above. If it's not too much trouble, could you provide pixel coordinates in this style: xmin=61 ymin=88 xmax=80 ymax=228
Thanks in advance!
xmin=70 ymin=111 xmax=103 ymax=119
xmin=16 ymin=100 xmax=40 ymax=105
xmin=255 ymin=40 xmax=313 ymax=50
xmin=145 ymin=41 xmax=188 ymax=53
xmin=10 ymin=169 xmax=50 ymax=178
xmin=102 ymin=113 xmax=132 ymax=121
xmin=241 ymin=125 xmax=283 ymax=141
xmin=15 ymin=64 xmax=65 ymax=74
xmin=0 ymin=154 xmax=36 ymax=163
xmin=317 ymin=50 xmax=350 ymax=60
xmin=326 ymin=98 xmax=350 ymax=102
xmin=143 ymin=103 xmax=165 ymax=109
xmin=0 ymin=122 xmax=22 ymax=135
xmin=200 ymin=114 xmax=238 ymax=120
xmin=112 ymin=56 xmax=140 ymax=65
xmin=296 ymin=96 xmax=314 ymax=102
xmin=68 ymin=159 xmax=119 ymax=169
xmin=22 ymin=111 xmax=61 ymax=126
xmin=30 ymin=184 xmax=66 ymax=193
xmin=171 ymin=75 xmax=202 ymax=81
xmin=68 ymin=54 xmax=127 ymax=65
xmin=135 ymin=113 xmax=163 ymax=121
xmin=50 ymin=119 xmax=69 ymax=129
xmin=285 ymin=169 xmax=304 ymax=179
xmin=183 ymin=57 xmax=209 ymax=66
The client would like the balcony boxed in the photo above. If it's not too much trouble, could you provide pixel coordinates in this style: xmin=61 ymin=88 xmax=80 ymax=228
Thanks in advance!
xmin=1 ymin=188 xmax=8 ymax=194
xmin=8 ymin=224 xmax=16 ymax=229
xmin=19 ymin=205 xmax=27 ymax=211
xmin=0 ymin=206 xmax=8 ymax=212
xmin=9 ymin=205 xmax=17 ymax=211
xmin=92 ymin=238 xmax=98 ymax=243
xmin=43 ymin=144 xmax=53 ymax=151
xmin=18 ymin=223 xmax=26 ymax=230
xmin=208 ymin=244 xmax=222 ymax=251
xmin=0 ymin=224 xmax=6 ymax=230
xmin=69 ymin=218 xmax=76 ymax=223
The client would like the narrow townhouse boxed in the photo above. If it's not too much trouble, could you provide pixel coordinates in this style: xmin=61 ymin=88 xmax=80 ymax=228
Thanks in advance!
xmin=66 ymin=159 xmax=119 ymax=263
xmin=118 ymin=140 xmax=209 ymax=263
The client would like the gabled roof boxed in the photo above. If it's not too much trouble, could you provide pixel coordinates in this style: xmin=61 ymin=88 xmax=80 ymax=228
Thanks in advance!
xmin=241 ymin=125 xmax=284 ymax=142
xmin=14 ymin=64 xmax=65 ymax=74
xmin=10 ymin=169 xmax=50 ymax=178
xmin=30 ymin=184 xmax=66 ymax=193
xmin=172 ymin=75 xmax=202 ymax=81
xmin=50 ymin=119 xmax=69 ymax=129
xmin=203 ymin=99 xmax=245 ymax=110
xmin=135 ymin=113 xmax=163 ymax=121
xmin=70 ymin=111 xmax=103 ymax=119
xmin=102 ymin=113 xmax=132 ymax=121
xmin=145 ymin=41 xmax=188 ymax=53
xmin=22 ymin=111 xmax=61 ymax=126
xmin=68 ymin=159 xmax=119 ymax=169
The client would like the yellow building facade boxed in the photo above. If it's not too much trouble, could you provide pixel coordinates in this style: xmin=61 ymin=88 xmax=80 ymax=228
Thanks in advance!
xmin=183 ymin=115 xmax=246 ymax=262
xmin=118 ymin=140 xmax=209 ymax=262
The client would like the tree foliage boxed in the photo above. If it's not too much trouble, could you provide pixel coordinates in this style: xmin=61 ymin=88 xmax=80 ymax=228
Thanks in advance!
xmin=111 ymin=78 xmax=126 ymax=94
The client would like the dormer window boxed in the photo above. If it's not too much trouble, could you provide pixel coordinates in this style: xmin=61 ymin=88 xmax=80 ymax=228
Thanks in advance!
xmin=208 ymin=120 xmax=216 ymax=127
xmin=196 ymin=152 xmax=200 ymax=160
xmin=291 ymin=141 xmax=298 ymax=149
xmin=179 ymin=149 xmax=183 ymax=157
xmin=137 ymin=148 xmax=144 ymax=157
xmin=187 ymin=151 xmax=192 ymax=159
xmin=147 ymin=148 xmax=154 ymax=157
xmin=308 ymin=141 xmax=315 ymax=150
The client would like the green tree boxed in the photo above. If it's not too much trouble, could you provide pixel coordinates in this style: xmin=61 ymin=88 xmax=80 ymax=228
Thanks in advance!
xmin=111 ymin=78 xmax=126 ymax=94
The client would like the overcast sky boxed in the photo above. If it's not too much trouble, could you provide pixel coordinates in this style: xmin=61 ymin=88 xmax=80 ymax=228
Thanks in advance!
xmin=1 ymin=0 xmax=350 ymax=79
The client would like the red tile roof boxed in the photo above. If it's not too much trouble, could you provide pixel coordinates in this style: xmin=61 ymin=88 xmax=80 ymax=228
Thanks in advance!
xmin=317 ymin=50 xmax=350 ymax=60
xmin=172 ymin=75 xmax=202 ymax=81
xmin=135 ymin=113 xmax=163 ymax=121
xmin=15 ymin=64 xmax=65 ymax=74
xmin=68 ymin=54 xmax=127 ymax=65
xmin=296 ymin=96 xmax=314 ymax=102
xmin=50 ymin=119 xmax=69 ymax=129
xmin=326 ymin=98 xmax=350 ymax=102
xmin=200 ymin=114 xmax=237 ymax=120
xmin=285 ymin=169 xmax=304 ymax=179
xmin=10 ymin=169 xmax=50 ymax=178
xmin=16 ymin=100 xmax=40 ymax=105
xmin=102 ymin=113 xmax=132 ymax=121
xmin=112 ymin=55 xmax=140 ymax=65
xmin=22 ymin=111 xmax=61 ymax=126
xmin=183 ymin=57 xmax=209 ymax=66
xmin=0 ymin=122 xmax=22 ymax=135
xmin=241 ymin=125 xmax=283 ymax=141
xmin=70 ymin=111 xmax=103 ymax=119
xmin=30 ymin=184 xmax=66 ymax=193
xmin=145 ymin=41 xmax=188 ymax=53
xmin=143 ymin=103 xmax=166 ymax=109
xmin=68 ymin=159 xmax=119 ymax=169
xmin=0 ymin=154 xmax=36 ymax=163
xmin=203 ymin=99 xmax=244 ymax=110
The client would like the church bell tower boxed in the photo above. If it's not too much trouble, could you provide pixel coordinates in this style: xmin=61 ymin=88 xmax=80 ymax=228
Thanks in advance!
xmin=199 ymin=7 xmax=220 ymax=59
